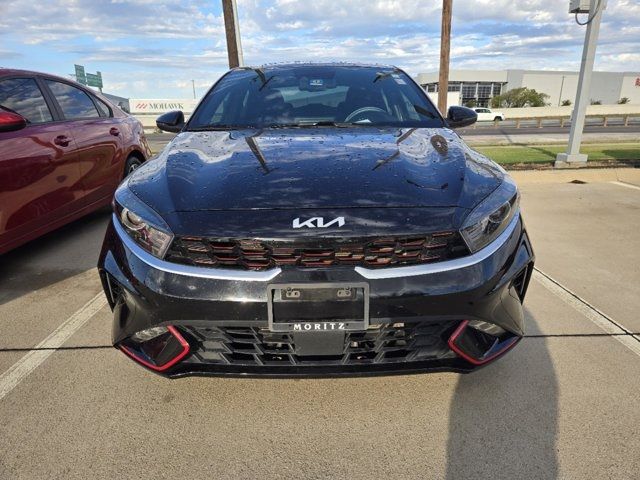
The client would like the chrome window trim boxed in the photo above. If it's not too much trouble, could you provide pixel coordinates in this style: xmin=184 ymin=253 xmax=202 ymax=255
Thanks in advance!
xmin=354 ymin=211 xmax=520 ymax=280
xmin=112 ymin=214 xmax=282 ymax=282
xmin=113 ymin=211 xmax=519 ymax=283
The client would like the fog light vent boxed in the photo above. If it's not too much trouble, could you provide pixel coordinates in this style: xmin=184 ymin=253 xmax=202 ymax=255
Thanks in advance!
xmin=120 ymin=325 xmax=190 ymax=371
xmin=448 ymin=320 xmax=520 ymax=366
xmin=132 ymin=326 xmax=169 ymax=342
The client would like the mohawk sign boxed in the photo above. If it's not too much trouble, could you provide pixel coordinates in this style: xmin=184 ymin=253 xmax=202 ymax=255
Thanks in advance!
xmin=129 ymin=99 xmax=199 ymax=115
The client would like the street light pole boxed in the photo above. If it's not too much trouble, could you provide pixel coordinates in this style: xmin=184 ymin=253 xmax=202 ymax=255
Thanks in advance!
xmin=556 ymin=0 xmax=605 ymax=166
xmin=437 ymin=0 xmax=452 ymax=114
xmin=192 ymin=79 xmax=196 ymax=99
xmin=221 ymin=0 xmax=244 ymax=69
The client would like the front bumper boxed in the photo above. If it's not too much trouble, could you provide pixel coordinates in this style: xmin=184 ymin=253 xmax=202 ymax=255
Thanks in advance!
xmin=98 ymin=213 xmax=534 ymax=378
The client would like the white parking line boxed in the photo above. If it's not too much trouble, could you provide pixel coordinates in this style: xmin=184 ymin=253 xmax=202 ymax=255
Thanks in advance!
xmin=611 ymin=181 xmax=640 ymax=191
xmin=0 ymin=293 xmax=107 ymax=401
xmin=533 ymin=269 xmax=640 ymax=357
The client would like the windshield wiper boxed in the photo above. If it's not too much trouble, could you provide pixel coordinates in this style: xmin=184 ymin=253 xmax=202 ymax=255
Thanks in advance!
xmin=301 ymin=121 xmax=354 ymax=127
xmin=265 ymin=121 xmax=358 ymax=129
xmin=188 ymin=124 xmax=258 ymax=131
xmin=413 ymin=104 xmax=438 ymax=119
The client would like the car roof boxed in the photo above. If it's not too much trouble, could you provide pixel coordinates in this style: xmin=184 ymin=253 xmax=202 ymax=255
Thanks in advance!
xmin=237 ymin=62 xmax=399 ymax=71
xmin=0 ymin=67 xmax=116 ymax=107
xmin=0 ymin=68 xmax=78 ymax=83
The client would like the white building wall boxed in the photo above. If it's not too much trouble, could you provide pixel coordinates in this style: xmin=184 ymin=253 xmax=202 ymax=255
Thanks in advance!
xmin=518 ymin=73 xmax=579 ymax=106
xmin=619 ymin=74 xmax=640 ymax=104
xmin=417 ymin=69 xmax=640 ymax=106
xmin=416 ymin=70 xmax=507 ymax=85
xmin=427 ymin=91 xmax=462 ymax=109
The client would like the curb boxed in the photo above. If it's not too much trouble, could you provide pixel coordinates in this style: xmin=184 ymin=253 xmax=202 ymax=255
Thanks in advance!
xmin=509 ymin=167 xmax=640 ymax=185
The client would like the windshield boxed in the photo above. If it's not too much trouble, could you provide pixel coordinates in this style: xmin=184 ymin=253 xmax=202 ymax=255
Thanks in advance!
xmin=188 ymin=65 xmax=444 ymax=130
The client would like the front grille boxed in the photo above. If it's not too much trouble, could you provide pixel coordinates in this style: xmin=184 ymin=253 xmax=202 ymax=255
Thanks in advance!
xmin=165 ymin=233 xmax=469 ymax=270
xmin=181 ymin=321 xmax=457 ymax=367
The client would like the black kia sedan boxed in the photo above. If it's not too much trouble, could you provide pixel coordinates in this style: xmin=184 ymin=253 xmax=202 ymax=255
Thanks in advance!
xmin=98 ymin=63 xmax=534 ymax=377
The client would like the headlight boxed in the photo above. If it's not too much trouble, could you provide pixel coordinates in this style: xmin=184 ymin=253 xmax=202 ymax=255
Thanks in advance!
xmin=113 ymin=182 xmax=173 ymax=258
xmin=460 ymin=177 xmax=519 ymax=253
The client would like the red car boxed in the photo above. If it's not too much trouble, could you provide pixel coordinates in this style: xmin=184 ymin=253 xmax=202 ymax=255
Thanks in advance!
xmin=0 ymin=69 xmax=150 ymax=254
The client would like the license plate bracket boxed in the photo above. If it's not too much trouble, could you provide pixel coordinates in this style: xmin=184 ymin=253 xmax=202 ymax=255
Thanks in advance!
xmin=267 ymin=282 xmax=369 ymax=333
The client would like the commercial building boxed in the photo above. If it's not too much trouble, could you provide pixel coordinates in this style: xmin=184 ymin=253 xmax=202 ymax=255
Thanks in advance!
xmin=416 ymin=69 xmax=640 ymax=107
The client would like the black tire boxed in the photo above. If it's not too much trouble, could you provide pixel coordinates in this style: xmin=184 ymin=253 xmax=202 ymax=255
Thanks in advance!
xmin=494 ymin=116 xmax=503 ymax=122
xmin=123 ymin=155 xmax=142 ymax=178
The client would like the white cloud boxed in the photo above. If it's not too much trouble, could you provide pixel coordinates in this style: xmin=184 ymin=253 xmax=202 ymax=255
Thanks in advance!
xmin=1 ymin=0 xmax=638 ymax=98
xmin=0 ymin=0 xmax=225 ymax=43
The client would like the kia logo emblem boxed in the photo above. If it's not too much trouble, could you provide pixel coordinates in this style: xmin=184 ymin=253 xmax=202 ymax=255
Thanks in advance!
xmin=292 ymin=217 xmax=345 ymax=229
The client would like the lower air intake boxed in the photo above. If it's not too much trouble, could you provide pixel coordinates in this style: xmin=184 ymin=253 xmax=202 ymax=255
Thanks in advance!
xmin=180 ymin=321 xmax=458 ymax=367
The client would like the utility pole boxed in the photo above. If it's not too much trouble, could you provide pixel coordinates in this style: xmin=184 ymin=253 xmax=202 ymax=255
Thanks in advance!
xmin=192 ymin=79 xmax=196 ymax=99
xmin=556 ymin=0 xmax=605 ymax=166
xmin=437 ymin=0 xmax=453 ymax=114
xmin=558 ymin=75 xmax=566 ymax=106
xmin=221 ymin=0 xmax=244 ymax=69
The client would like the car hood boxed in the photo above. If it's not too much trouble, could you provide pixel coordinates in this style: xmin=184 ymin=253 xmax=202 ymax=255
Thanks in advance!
xmin=128 ymin=127 xmax=504 ymax=214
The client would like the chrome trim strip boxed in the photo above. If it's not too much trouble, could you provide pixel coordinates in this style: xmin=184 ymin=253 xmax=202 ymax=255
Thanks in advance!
xmin=354 ymin=211 xmax=521 ymax=280
xmin=113 ymin=210 xmax=519 ymax=283
xmin=112 ymin=214 xmax=282 ymax=282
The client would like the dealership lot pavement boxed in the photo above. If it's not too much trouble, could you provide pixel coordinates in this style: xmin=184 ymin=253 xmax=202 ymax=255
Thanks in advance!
xmin=1 ymin=173 xmax=639 ymax=479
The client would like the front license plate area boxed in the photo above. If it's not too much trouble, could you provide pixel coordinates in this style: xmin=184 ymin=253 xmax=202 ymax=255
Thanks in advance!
xmin=267 ymin=283 xmax=369 ymax=333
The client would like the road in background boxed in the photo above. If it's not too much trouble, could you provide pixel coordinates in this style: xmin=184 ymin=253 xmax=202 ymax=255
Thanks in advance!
xmin=145 ymin=124 xmax=640 ymax=157
xmin=0 ymin=173 xmax=639 ymax=479
xmin=460 ymin=122 xmax=640 ymax=136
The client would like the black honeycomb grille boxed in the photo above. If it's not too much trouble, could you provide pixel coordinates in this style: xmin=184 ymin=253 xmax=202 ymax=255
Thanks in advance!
xmin=165 ymin=233 xmax=469 ymax=270
xmin=181 ymin=321 xmax=457 ymax=367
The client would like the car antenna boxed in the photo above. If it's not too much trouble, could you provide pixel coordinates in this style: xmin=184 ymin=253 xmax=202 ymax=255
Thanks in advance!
xmin=373 ymin=68 xmax=401 ymax=83
xmin=240 ymin=66 xmax=274 ymax=91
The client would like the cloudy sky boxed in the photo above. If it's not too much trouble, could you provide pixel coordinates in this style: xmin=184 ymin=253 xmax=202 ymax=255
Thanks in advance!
xmin=1 ymin=0 xmax=639 ymax=99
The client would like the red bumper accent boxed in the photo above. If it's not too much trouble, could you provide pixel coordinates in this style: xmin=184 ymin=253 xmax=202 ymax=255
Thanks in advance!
xmin=120 ymin=326 xmax=190 ymax=371
xmin=448 ymin=320 xmax=520 ymax=366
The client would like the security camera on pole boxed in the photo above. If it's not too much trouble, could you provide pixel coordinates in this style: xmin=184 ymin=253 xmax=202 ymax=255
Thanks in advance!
xmin=555 ymin=0 xmax=606 ymax=166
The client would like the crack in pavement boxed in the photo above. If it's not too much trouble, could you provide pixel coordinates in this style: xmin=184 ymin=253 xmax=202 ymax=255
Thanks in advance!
xmin=525 ymin=333 xmax=640 ymax=338
xmin=0 ymin=346 xmax=113 ymax=352
xmin=533 ymin=268 xmax=640 ymax=356
xmin=3 ymin=333 xmax=640 ymax=354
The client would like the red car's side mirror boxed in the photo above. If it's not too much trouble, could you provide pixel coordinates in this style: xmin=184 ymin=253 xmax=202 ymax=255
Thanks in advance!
xmin=0 ymin=110 xmax=27 ymax=132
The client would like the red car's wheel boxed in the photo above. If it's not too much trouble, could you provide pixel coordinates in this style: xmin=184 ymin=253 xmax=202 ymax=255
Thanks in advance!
xmin=123 ymin=155 xmax=142 ymax=177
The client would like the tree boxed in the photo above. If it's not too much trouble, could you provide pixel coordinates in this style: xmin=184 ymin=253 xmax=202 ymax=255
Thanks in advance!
xmin=618 ymin=97 xmax=630 ymax=104
xmin=590 ymin=99 xmax=602 ymax=105
xmin=561 ymin=99 xmax=572 ymax=106
xmin=464 ymin=99 xmax=477 ymax=108
xmin=491 ymin=87 xmax=550 ymax=108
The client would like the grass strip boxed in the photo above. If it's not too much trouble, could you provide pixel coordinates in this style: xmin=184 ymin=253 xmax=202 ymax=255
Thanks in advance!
xmin=475 ymin=143 xmax=640 ymax=164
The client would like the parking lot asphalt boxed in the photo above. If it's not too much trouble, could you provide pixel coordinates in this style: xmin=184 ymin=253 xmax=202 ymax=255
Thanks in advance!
xmin=1 ymin=170 xmax=639 ymax=478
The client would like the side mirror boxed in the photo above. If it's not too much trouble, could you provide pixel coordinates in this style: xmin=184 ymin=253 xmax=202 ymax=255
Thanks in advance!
xmin=446 ymin=106 xmax=477 ymax=129
xmin=156 ymin=110 xmax=185 ymax=133
xmin=0 ymin=110 xmax=27 ymax=133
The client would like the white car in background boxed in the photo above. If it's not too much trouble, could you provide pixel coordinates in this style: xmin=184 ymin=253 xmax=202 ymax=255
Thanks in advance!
xmin=472 ymin=107 xmax=505 ymax=122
